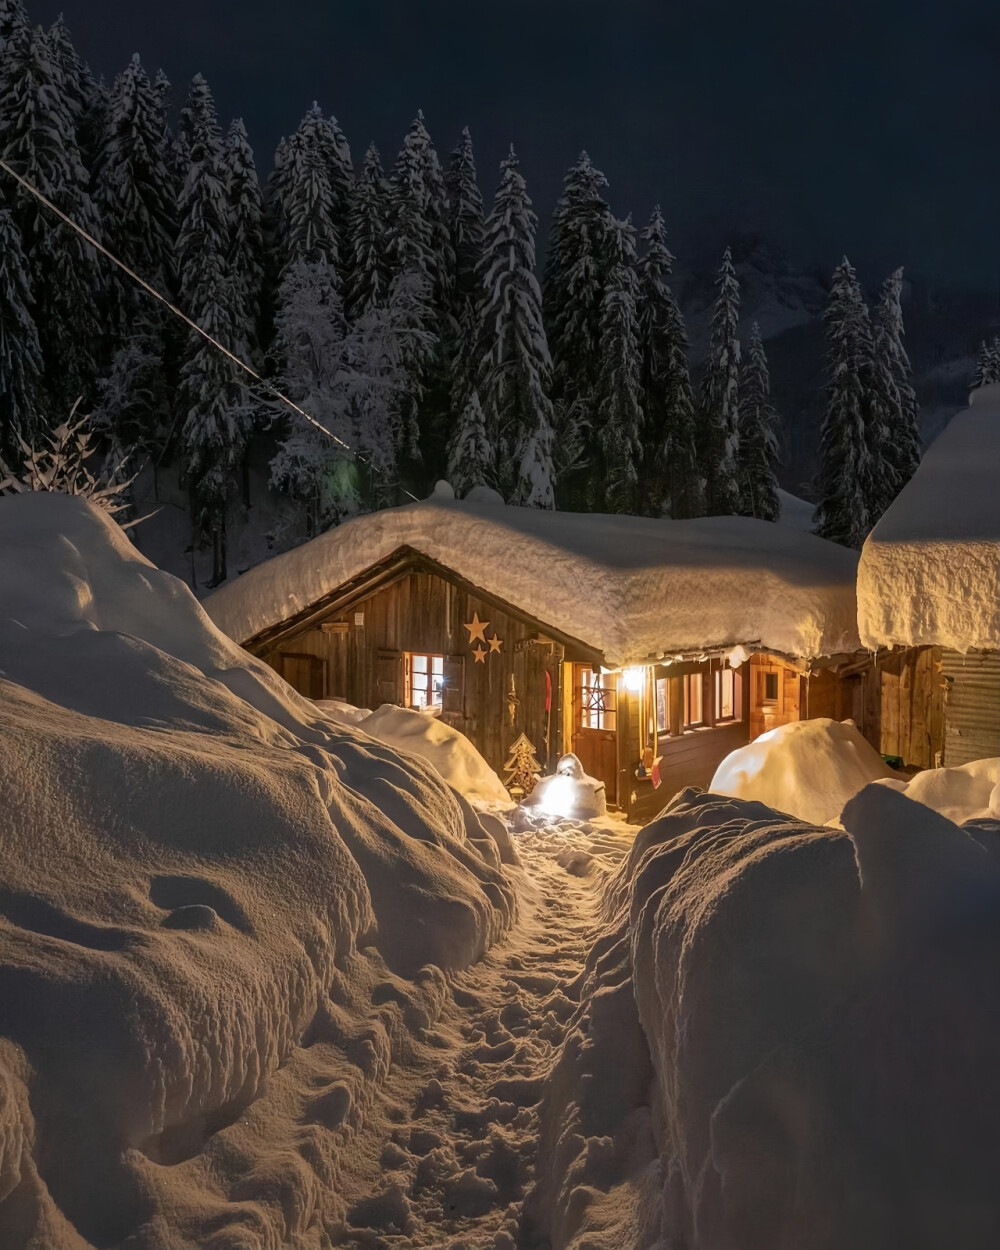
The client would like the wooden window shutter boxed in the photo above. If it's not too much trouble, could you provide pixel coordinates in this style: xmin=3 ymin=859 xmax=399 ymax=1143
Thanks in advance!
xmin=375 ymin=649 xmax=403 ymax=706
xmin=442 ymin=655 xmax=465 ymax=717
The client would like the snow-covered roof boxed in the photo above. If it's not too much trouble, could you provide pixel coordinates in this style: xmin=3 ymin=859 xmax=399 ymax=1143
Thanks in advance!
xmin=205 ymin=499 xmax=862 ymax=665
xmin=858 ymin=383 xmax=1000 ymax=652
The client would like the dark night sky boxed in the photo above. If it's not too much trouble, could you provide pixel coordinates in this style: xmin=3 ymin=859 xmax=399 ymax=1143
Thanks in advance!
xmin=31 ymin=0 xmax=1000 ymax=293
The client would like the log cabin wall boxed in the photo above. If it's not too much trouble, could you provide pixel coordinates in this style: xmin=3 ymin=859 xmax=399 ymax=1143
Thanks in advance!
xmin=254 ymin=567 xmax=571 ymax=781
xmin=624 ymin=660 xmax=751 ymax=825
xmin=749 ymin=655 xmax=802 ymax=739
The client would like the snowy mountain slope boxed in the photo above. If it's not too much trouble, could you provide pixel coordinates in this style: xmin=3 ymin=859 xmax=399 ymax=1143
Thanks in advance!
xmin=0 ymin=493 xmax=515 ymax=1248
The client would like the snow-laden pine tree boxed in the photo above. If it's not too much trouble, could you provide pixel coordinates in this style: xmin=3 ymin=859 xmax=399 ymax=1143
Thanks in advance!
xmin=445 ymin=127 xmax=485 ymax=330
xmin=47 ymin=14 xmax=106 ymax=169
xmin=96 ymin=56 xmax=176 ymax=318
xmin=543 ymin=153 xmax=615 ymax=479
xmin=268 ymin=104 xmax=343 ymax=277
xmin=698 ymin=247 xmax=742 ymax=515
xmin=475 ymin=148 xmax=555 ymax=508
xmin=388 ymin=111 xmax=454 ymax=317
xmin=814 ymin=257 xmax=874 ymax=548
xmin=223 ymin=118 xmax=264 ymax=362
xmin=269 ymin=260 xmax=354 ymax=531
xmin=346 ymin=144 xmax=392 ymax=320
xmin=92 ymin=56 xmax=176 ymax=452
xmin=386 ymin=112 xmax=453 ymax=477
xmin=868 ymin=267 xmax=920 ymax=521
xmin=446 ymin=389 xmax=493 ymax=498
xmin=736 ymin=322 xmax=780 ymax=521
xmin=0 ymin=20 xmax=104 ymax=413
xmin=972 ymin=337 xmax=1000 ymax=388
xmin=175 ymin=75 xmax=251 ymax=583
xmin=635 ymin=207 xmax=701 ymax=517
xmin=269 ymin=261 xmax=432 ymax=528
xmin=444 ymin=127 xmax=486 ymax=417
xmin=0 ymin=0 xmax=27 ymax=47
xmin=0 ymin=206 xmax=43 ymax=457
xmin=596 ymin=217 xmax=644 ymax=513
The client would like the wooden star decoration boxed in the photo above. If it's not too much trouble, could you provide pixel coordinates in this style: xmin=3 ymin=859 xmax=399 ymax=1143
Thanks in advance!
xmin=464 ymin=612 xmax=490 ymax=645
xmin=472 ymin=645 xmax=487 ymax=664
xmin=488 ymin=635 xmax=503 ymax=654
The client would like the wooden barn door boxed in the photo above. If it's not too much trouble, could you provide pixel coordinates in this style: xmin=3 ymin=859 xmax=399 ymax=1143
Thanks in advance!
xmin=571 ymin=664 xmax=618 ymax=804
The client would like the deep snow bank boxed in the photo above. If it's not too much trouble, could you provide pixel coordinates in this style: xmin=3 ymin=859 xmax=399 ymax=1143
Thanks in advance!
xmin=0 ymin=493 xmax=515 ymax=1248
xmin=527 ymin=787 xmax=1000 ymax=1250
xmin=710 ymin=717 xmax=899 ymax=824
xmin=320 ymin=702 xmax=511 ymax=805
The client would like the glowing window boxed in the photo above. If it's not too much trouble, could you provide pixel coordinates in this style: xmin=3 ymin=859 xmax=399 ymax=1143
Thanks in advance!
xmin=683 ymin=674 xmax=704 ymax=728
xmin=406 ymin=653 xmax=444 ymax=710
xmin=578 ymin=669 xmax=617 ymax=731
xmin=716 ymin=667 xmax=736 ymax=721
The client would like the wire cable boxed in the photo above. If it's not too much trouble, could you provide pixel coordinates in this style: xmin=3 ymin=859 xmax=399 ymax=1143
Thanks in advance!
xmin=0 ymin=155 xmax=421 ymax=503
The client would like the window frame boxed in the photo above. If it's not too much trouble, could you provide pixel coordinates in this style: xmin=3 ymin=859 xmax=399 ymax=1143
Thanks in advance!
xmin=404 ymin=651 xmax=445 ymax=712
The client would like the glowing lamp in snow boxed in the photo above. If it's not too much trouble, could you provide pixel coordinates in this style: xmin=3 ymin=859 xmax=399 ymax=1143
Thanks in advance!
xmin=523 ymin=753 xmax=607 ymax=821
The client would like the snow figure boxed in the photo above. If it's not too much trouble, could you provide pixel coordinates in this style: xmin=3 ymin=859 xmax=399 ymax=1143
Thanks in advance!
xmin=814 ymin=256 xmax=874 ymax=548
xmin=698 ymin=247 xmax=742 ymax=516
xmin=636 ymin=206 xmax=700 ymax=518
xmin=503 ymin=733 xmax=543 ymax=801
xmin=476 ymin=147 xmax=557 ymax=508
xmin=597 ymin=217 xmax=644 ymax=513
xmin=523 ymin=752 xmax=608 ymax=821
xmin=737 ymin=322 xmax=781 ymax=521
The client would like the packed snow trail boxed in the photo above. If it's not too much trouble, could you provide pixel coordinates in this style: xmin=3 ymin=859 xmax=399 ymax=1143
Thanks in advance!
xmin=324 ymin=815 xmax=637 ymax=1249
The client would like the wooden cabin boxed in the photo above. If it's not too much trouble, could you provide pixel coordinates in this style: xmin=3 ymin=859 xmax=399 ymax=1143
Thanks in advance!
xmin=206 ymin=499 xmax=865 ymax=822
xmin=858 ymin=385 xmax=1000 ymax=769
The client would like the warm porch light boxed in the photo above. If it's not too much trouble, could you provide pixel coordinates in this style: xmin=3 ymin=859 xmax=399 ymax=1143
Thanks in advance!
xmin=623 ymin=666 xmax=644 ymax=693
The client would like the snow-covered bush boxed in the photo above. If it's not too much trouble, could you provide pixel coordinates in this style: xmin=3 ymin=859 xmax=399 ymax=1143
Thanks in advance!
xmin=0 ymin=403 xmax=134 ymax=517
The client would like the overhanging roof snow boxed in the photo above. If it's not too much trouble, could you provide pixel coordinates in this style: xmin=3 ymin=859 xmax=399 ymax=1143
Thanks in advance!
xmin=204 ymin=500 xmax=862 ymax=667
xmin=858 ymin=383 xmax=1000 ymax=653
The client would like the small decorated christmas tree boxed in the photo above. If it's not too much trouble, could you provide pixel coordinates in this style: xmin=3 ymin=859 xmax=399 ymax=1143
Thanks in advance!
xmin=503 ymin=733 xmax=543 ymax=801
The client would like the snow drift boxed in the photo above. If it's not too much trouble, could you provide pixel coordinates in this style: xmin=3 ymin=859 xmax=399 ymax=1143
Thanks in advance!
xmin=710 ymin=717 xmax=899 ymax=825
xmin=0 ymin=493 xmax=515 ymax=1248
xmin=317 ymin=701 xmax=511 ymax=805
xmin=204 ymin=498 xmax=862 ymax=665
xmin=528 ymin=787 xmax=1000 ymax=1250
xmin=858 ymin=382 xmax=1000 ymax=652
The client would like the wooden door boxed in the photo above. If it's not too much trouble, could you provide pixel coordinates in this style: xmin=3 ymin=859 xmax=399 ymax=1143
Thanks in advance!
xmin=571 ymin=664 xmax=618 ymax=803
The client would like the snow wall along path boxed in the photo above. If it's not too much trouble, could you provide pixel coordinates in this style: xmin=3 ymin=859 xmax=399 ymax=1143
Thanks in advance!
xmin=526 ymin=787 xmax=1000 ymax=1250
xmin=0 ymin=494 xmax=515 ymax=1249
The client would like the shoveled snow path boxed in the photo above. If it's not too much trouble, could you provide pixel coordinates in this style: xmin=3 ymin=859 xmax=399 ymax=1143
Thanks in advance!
xmin=328 ymin=816 xmax=637 ymax=1249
